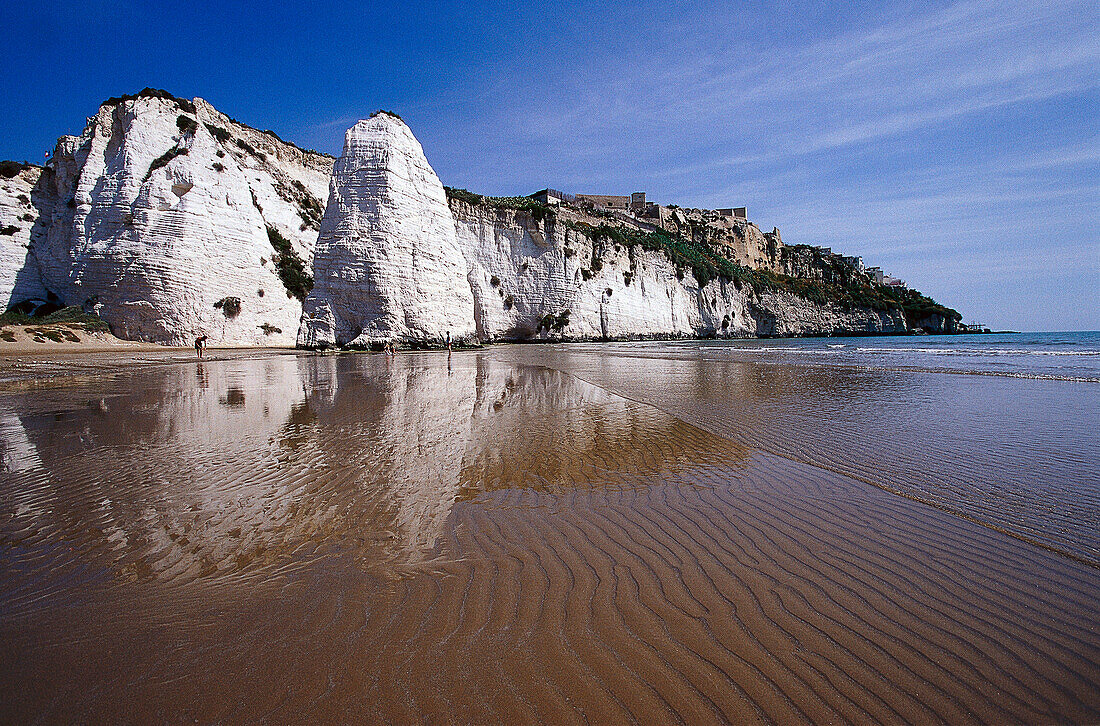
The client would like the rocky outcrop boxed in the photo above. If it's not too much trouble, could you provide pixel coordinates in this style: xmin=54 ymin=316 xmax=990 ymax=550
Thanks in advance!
xmin=448 ymin=200 xmax=906 ymax=342
xmin=15 ymin=91 xmax=333 ymax=345
xmin=751 ymin=291 xmax=905 ymax=336
xmin=660 ymin=207 xmax=783 ymax=271
xmin=907 ymin=310 xmax=959 ymax=335
xmin=297 ymin=113 xmax=476 ymax=348
xmin=0 ymin=164 xmax=50 ymax=309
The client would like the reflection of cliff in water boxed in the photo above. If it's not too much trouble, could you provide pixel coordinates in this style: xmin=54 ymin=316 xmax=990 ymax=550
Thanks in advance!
xmin=454 ymin=362 xmax=750 ymax=500
xmin=0 ymin=359 xmax=313 ymax=605
xmin=0 ymin=352 xmax=741 ymax=611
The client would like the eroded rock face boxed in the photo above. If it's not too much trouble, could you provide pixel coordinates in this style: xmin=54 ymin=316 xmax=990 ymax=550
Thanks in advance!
xmin=752 ymin=291 xmax=905 ymax=336
xmin=26 ymin=94 xmax=332 ymax=346
xmin=448 ymin=201 xmax=905 ymax=342
xmin=0 ymin=165 xmax=50 ymax=309
xmin=298 ymin=114 xmax=476 ymax=348
xmin=451 ymin=200 xmax=755 ymax=340
xmin=2 ymin=97 xmax=920 ymax=345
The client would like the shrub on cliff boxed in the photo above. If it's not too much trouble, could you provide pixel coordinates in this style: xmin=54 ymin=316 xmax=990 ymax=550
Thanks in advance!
xmin=0 ymin=161 xmax=29 ymax=178
xmin=144 ymin=147 xmax=188 ymax=181
xmin=0 ymin=306 xmax=108 ymax=331
xmin=176 ymin=115 xmax=198 ymax=135
xmin=443 ymin=187 xmax=554 ymax=222
xmin=284 ymin=180 xmax=325 ymax=228
xmin=538 ymin=310 xmax=570 ymax=333
xmin=205 ymin=123 xmax=232 ymax=143
xmin=213 ymin=297 xmax=242 ymax=318
xmin=103 ymin=88 xmax=195 ymax=114
xmin=444 ymin=187 xmax=484 ymax=206
xmin=236 ymin=138 xmax=258 ymax=156
xmin=266 ymin=225 xmax=313 ymax=301
xmin=486 ymin=196 xmax=555 ymax=223
xmin=296 ymin=192 xmax=325 ymax=229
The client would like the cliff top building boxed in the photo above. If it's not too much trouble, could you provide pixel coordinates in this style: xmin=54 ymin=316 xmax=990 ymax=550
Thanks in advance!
xmin=528 ymin=188 xmax=573 ymax=206
xmin=529 ymin=189 xmax=747 ymax=220
xmin=717 ymin=207 xmax=747 ymax=219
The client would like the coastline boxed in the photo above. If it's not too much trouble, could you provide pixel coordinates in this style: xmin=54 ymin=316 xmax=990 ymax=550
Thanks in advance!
xmin=0 ymin=329 xmax=1004 ymax=392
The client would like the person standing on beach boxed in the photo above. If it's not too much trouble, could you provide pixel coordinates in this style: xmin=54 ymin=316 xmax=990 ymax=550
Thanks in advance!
xmin=446 ymin=330 xmax=451 ymax=351
xmin=194 ymin=335 xmax=208 ymax=359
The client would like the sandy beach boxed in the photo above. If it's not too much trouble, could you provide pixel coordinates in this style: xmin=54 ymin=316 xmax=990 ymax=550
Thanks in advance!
xmin=1 ymin=346 xmax=1097 ymax=723
xmin=0 ymin=325 xmax=304 ymax=388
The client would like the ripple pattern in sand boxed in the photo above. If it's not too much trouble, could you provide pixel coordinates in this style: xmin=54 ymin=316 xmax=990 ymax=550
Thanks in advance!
xmin=0 ymin=353 xmax=1097 ymax=723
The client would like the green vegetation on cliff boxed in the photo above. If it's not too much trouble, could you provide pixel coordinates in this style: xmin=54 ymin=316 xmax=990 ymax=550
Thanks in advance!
xmin=143 ymin=147 xmax=188 ymax=181
xmin=444 ymin=187 xmax=555 ymax=223
xmin=565 ymin=222 xmax=959 ymax=324
xmin=0 ymin=306 xmax=109 ymax=331
xmin=266 ymin=226 xmax=314 ymax=302
xmin=103 ymin=88 xmax=196 ymax=115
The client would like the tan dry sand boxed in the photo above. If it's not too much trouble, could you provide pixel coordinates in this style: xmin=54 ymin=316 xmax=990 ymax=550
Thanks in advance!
xmin=0 ymin=325 xmax=305 ymax=388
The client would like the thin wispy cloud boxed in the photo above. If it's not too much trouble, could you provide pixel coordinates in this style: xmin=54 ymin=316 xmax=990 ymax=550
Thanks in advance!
xmin=516 ymin=0 xmax=1100 ymax=175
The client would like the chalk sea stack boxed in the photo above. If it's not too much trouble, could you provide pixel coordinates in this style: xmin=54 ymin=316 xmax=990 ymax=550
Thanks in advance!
xmin=298 ymin=112 xmax=477 ymax=348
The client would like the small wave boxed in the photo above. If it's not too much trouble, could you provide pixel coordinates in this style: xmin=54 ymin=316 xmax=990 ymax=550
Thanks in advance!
xmin=855 ymin=347 xmax=1100 ymax=357
xmin=836 ymin=364 xmax=1100 ymax=383
xmin=944 ymin=370 xmax=1100 ymax=383
xmin=827 ymin=344 xmax=846 ymax=349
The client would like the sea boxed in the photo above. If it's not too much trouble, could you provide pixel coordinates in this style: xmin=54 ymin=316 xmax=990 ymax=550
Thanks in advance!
xmin=667 ymin=330 xmax=1100 ymax=382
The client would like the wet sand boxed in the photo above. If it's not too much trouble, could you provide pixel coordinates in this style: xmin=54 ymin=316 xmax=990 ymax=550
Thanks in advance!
xmin=1 ymin=349 xmax=1098 ymax=723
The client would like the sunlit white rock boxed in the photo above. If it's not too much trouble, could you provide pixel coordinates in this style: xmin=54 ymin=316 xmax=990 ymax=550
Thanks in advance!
xmin=298 ymin=113 xmax=476 ymax=348
xmin=0 ymin=165 xmax=49 ymax=308
xmin=26 ymin=94 xmax=332 ymax=346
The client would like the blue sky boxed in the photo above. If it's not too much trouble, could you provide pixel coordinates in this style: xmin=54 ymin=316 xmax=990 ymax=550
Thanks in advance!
xmin=1 ymin=0 xmax=1096 ymax=330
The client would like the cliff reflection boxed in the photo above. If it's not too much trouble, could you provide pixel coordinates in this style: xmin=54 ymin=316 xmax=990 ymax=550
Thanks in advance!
xmin=0 ymin=352 xmax=740 ymax=609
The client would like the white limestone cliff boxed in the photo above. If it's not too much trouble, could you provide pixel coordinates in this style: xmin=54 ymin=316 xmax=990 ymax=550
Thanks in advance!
xmin=3 ymin=96 xmax=927 ymax=345
xmin=449 ymin=201 xmax=905 ymax=342
xmin=451 ymin=201 xmax=739 ymax=339
xmin=297 ymin=113 xmax=476 ymax=348
xmin=0 ymin=165 xmax=49 ymax=309
xmin=23 ymin=92 xmax=332 ymax=345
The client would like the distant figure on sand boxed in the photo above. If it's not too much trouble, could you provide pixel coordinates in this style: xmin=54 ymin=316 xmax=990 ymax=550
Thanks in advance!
xmin=194 ymin=335 xmax=208 ymax=359
xmin=446 ymin=330 xmax=451 ymax=351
